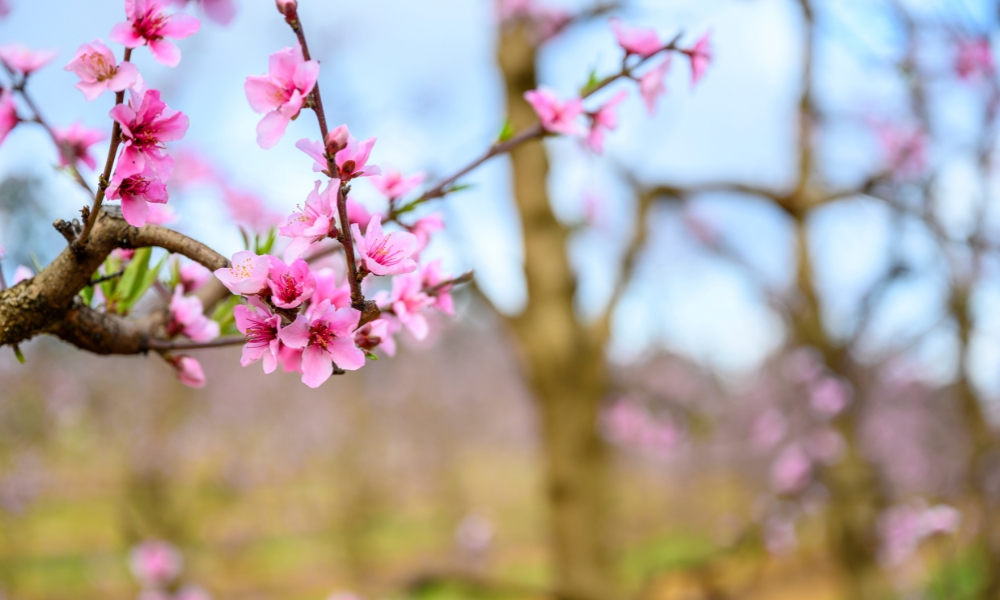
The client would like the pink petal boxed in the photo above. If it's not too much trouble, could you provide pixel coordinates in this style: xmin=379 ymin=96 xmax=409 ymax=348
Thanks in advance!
xmin=160 ymin=13 xmax=201 ymax=39
xmin=107 ymin=61 xmax=140 ymax=92
xmin=327 ymin=337 xmax=365 ymax=371
xmin=278 ymin=315 xmax=310 ymax=348
xmin=245 ymin=76 xmax=284 ymax=113
xmin=120 ymin=195 xmax=149 ymax=227
xmin=75 ymin=80 xmax=107 ymax=101
xmin=292 ymin=60 xmax=319 ymax=95
xmin=256 ymin=110 xmax=291 ymax=149
xmin=110 ymin=22 xmax=144 ymax=47
xmin=149 ymin=39 xmax=181 ymax=67
xmin=240 ymin=343 xmax=266 ymax=367
xmin=301 ymin=345 xmax=334 ymax=388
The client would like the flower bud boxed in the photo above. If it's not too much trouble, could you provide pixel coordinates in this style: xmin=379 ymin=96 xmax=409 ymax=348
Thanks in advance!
xmin=172 ymin=355 xmax=206 ymax=388
xmin=326 ymin=125 xmax=349 ymax=154
xmin=276 ymin=0 xmax=298 ymax=17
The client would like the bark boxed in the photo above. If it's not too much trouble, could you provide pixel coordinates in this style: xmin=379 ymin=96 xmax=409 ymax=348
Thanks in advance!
xmin=498 ymin=22 xmax=619 ymax=600
xmin=791 ymin=216 xmax=891 ymax=600
xmin=0 ymin=206 xmax=228 ymax=354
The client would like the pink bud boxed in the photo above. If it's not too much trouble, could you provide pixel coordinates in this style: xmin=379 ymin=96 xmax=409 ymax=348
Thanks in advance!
xmin=173 ymin=356 xmax=206 ymax=388
xmin=327 ymin=125 xmax=349 ymax=154
xmin=276 ymin=0 xmax=297 ymax=16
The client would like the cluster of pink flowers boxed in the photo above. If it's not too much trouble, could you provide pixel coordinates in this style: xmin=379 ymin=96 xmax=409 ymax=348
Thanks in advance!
xmin=523 ymin=21 xmax=711 ymax=154
xmin=129 ymin=540 xmax=212 ymax=600
xmin=878 ymin=502 xmax=961 ymax=566
xmin=602 ymin=398 xmax=683 ymax=457
xmin=954 ymin=37 xmax=995 ymax=81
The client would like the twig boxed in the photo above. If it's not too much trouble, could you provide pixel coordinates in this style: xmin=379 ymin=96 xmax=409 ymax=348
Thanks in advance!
xmin=75 ymin=48 xmax=132 ymax=248
xmin=87 ymin=269 xmax=125 ymax=286
xmin=148 ymin=337 xmax=245 ymax=351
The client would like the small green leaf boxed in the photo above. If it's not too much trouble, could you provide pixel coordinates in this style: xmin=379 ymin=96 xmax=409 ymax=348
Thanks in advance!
xmin=365 ymin=352 xmax=379 ymax=361
xmin=80 ymin=285 xmax=94 ymax=307
xmin=123 ymin=252 xmax=166 ymax=311
xmin=256 ymin=227 xmax=277 ymax=255
xmin=581 ymin=67 xmax=602 ymax=95
xmin=13 ymin=345 xmax=25 ymax=364
xmin=445 ymin=182 xmax=474 ymax=195
xmin=28 ymin=252 xmax=43 ymax=273
xmin=211 ymin=295 xmax=242 ymax=337
xmin=497 ymin=118 xmax=515 ymax=143
xmin=168 ymin=257 xmax=181 ymax=289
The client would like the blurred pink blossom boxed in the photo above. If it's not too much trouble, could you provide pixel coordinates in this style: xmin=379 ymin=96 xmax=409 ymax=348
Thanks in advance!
xmin=955 ymin=37 xmax=994 ymax=80
xmin=0 ymin=89 xmax=18 ymax=146
xmin=53 ymin=122 xmax=106 ymax=170
xmin=129 ymin=540 xmax=183 ymax=586
xmin=610 ymin=19 xmax=662 ymax=58
xmin=0 ymin=43 xmax=57 ymax=75
xmin=770 ymin=444 xmax=811 ymax=495
xmin=524 ymin=88 xmax=584 ymax=135
xmin=639 ymin=57 xmax=671 ymax=115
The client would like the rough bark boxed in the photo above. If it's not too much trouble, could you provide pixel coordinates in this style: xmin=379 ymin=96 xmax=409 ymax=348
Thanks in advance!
xmin=498 ymin=22 xmax=619 ymax=600
xmin=0 ymin=206 xmax=228 ymax=353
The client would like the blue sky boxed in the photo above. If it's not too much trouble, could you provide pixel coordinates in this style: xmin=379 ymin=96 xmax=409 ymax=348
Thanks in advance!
xmin=2 ymin=0 xmax=999 ymax=403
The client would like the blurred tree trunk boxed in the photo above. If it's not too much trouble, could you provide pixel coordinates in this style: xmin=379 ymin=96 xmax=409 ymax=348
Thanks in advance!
xmin=952 ymin=288 xmax=1000 ymax=599
xmin=497 ymin=23 xmax=618 ymax=600
xmin=790 ymin=216 xmax=891 ymax=600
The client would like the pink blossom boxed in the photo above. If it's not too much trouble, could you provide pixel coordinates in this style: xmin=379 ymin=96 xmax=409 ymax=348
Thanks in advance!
xmin=389 ymin=271 xmax=432 ymax=340
xmin=214 ymin=250 xmax=269 ymax=295
xmin=335 ymin=130 xmax=380 ymax=181
xmin=352 ymin=215 xmax=418 ymax=276
xmin=810 ymin=376 xmax=851 ymax=418
xmin=234 ymin=297 xmax=282 ymax=374
xmin=639 ymin=57 xmax=671 ymax=115
xmin=52 ymin=122 xmax=106 ymax=170
xmin=876 ymin=123 xmax=926 ymax=179
xmin=410 ymin=213 xmax=443 ymax=254
xmin=751 ymin=409 xmax=786 ymax=450
xmin=222 ymin=186 xmax=282 ymax=234
xmin=129 ymin=540 xmax=182 ymax=586
xmin=586 ymin=90 xmax=627 ymax=153
xmin=311 ymin=268 xmax=351 ymax=309
xmin=610 ymin=19 xmax=662 ymax=58
xmin=279 ymin=301 xmax=365 ymax=387
xmin=278 ymin=344 xmax=303 ymax=373
xmin=171 ymin=149 xmax=216 ymax=189
xmin=686 ymin=32 xmax=712 ymax=86
xmin=64 ymin=40 xmax=140 ymax=101
xmin=172 ymin=0 xmax=236 ymax=25
xmin=107 ymin=162 xmax=168 ymax=227
xmin=371 ymin=169 xmax=424 ymax=199
xmin=878 ymin=502 xmax=959 ymax=566
xmin=770 ymin=444 xmax=811 ymax=495
xmin=244 ymin=44 xmax=319 ymax=149
xmin=280 ymin=180 xmax=337 ymax=261
xmin=179 ymin=261 xmax=211 ymax=291
xmin=0 ymin=0 xmax=9 ymax=18
xmin=0 ymin=89 xmax=18 ymax=146
xmin=175 ymin=586 xmax=213 ymax=600
xmin=354 ymin=317 xmax=397 ymax=357
xmin=12 ymin=264 xmax=32 ymax=284
xmin=524 ymin=88 xmax=584 ymax=135
xmin=421 ymin=259 xmax=454 ymax=316
xmin=111 ymin=88 xmax=189 ymax=180
xmin=266 ymin=256 xmax=315 ymax=309
xmin=146 ymin=203 xmax=177 ymax=225
xmin=294 ymin=137 xmax=328 ymax=173
xmin=110 ymin=0 xmax=201 ymax=67
xmin=0 ymin=43 xmax=57 ymax=75
xmin=347 ymin=200 xmax=375 ymax=230
xmin=169 ymin=286 xmax=219 ymax=342
xmin=807 ymin=428 xmax=845 ymax=465
xmin=955 ymin=37 xmax=994 ymax=80
xmin=173 ymin=355 xmax=205 ymax=387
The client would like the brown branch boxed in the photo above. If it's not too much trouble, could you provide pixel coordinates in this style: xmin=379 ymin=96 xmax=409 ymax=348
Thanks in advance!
xmin=0 ymin=206 xmax=227 ymax=352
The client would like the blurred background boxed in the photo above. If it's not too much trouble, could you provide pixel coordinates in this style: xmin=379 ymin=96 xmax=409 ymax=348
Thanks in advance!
xmin=2 ymin=0 xmax=1000 ymax=598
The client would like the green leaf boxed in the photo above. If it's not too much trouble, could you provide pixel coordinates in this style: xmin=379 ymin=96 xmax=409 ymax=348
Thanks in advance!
xmin=211 ymin=295 xmax=242 ymax=337
xmin=497 ymin=118 xmax=515 ymax=143
xmin=28 ymin=252 xmax=43 ymax=273
xmin=256 ymin=227 xmax=277 ymax=255
xmin=365 ymin=352 xmax=379 ymax=361
xmin=80 ymin=285 xmax=94 ymax=307
xmin=444 ymin=182 xmax=474 ymax=195
xmin=238 ymin=226 xmax=251 ymax=251
xmin=12 ymin=345 xmax=25 ymax=364
xmin=581 ymin=67 xmax=602 ymax=96
xmin=123 ymin=252 xmax=166 ymax=311
xmin=168 ymin=257 xmax=181 ymax=289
